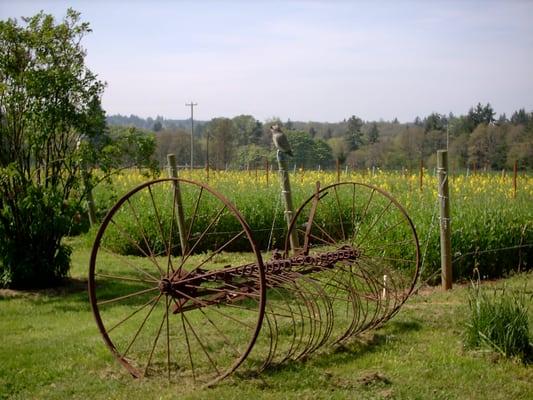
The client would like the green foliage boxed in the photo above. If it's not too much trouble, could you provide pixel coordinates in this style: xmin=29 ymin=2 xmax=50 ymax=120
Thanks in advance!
xmin=0 ymin=10 xmax=158 ymax=288
xmin=0 ymin=181 xmax=73 ymax=288
xmin=286 ymin=130 xmax=334 ymax=168
xmin=107 ymin=126 xmax=159 ymax=173
xmin=0 ymin=9 xmax=106 ymax=288
xmin=207 ymin=117 xmax=235 ymax=169
xmin=367 ymin=122 xmax=380 ymax=144
xmin=344 ymin=115 xmax=364 ymax=151
xmin=465 ymin=282 xmax=532 ymax=362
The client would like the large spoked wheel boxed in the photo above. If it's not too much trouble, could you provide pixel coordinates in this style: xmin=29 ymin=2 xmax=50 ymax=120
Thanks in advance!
xmin=89 ymin=178 xmax=266 ymax=387
xmin=285 ymin=182 xmax=420 ymax=343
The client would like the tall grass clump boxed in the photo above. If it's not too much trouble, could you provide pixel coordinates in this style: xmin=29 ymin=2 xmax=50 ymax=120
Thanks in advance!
xmin=464 ymin=281 xmax=532 ymax=362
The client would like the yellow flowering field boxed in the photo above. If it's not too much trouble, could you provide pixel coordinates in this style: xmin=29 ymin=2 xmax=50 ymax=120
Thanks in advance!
xmin=92 ymin=168 xmax=532 ymax=281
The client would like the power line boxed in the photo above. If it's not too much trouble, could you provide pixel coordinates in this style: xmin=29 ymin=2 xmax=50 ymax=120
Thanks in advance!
xmin=185 ymin=101 xmax=197 ymax=170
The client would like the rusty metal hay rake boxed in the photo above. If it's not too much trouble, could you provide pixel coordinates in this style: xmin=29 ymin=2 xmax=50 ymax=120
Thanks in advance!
xmin=89 ymin=178 xmax=419 ymax=387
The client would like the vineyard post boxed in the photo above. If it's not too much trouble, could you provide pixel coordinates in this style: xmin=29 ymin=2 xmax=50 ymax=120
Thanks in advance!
xmin=513 ymin=160 xmax=518 ymax=198
xmin=437 ymin=150 xmax=452 ymax=290
xmin=265 ymin=158 xmax=269 ymax=186
xmin=419 ymin=159 xmax=423 ymax=191
xmin=167 ymin=154 xmax=189 ymax=254
xmin=336 ymin=159 xmax=340 ymax=183
xmin=276 ymin=150 xmax=299 ymax=252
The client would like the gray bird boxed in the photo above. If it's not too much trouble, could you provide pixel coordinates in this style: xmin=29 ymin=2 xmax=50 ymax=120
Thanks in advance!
xmin=270 ymin=124 xmax=293 ymax=156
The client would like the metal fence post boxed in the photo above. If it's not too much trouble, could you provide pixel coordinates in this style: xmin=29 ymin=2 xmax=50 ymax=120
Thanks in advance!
xmin=437 ymin=150 xmax=452 ymax=290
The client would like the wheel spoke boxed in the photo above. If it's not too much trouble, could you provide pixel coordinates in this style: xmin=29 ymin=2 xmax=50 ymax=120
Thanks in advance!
xmin=107 ymin=294 xmax=160 ymax=334
xmin=183 ymin=229 xmax=245 ymax=277
xmin=108 ymin=219 xmax=164 ymax=277
xmin=177 ymin=204 xmax=227 ymax=276
xmin=123 ymin=293 xmax=163 ymax=357
xmin=181 ymin=311 xmax=221 ymax=376
xmin=100 ymin=245 xmax=160 ymax=282
xmin=126 ymin=198 xmax=164 ymax=276
xmin=333 ymin=185 xmax=346 ymax=241
xmin=95 ymin=272 xmax=157 ymax=284
xmin=144 ymin=295 xmax=170 ymax=376
xmin=97 ymin=286 xmax=159 ymax=306
xmin=356 ymin=200 xmax=393 ymax=246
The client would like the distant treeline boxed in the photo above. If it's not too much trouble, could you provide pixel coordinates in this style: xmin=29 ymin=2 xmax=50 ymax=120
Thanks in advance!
xmin=107 ymin=103 xmax=533 ymax=171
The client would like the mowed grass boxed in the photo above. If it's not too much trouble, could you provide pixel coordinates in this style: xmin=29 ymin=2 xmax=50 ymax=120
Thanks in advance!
xmin=1 ymin=237 xmax=532 ymax=399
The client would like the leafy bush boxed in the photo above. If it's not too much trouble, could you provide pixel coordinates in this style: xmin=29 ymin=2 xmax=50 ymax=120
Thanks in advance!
xmin=0 ymin=184 xmax=72 ymax=288
xmin=464 ymin=282 xmax=532 ymax=362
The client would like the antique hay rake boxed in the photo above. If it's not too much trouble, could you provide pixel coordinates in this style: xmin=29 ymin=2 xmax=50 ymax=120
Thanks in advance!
xmin=88 ymin=176 xmax=420 ymax=387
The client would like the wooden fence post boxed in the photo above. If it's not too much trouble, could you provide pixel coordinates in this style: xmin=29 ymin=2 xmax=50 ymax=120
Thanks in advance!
xmin=437 ymin=150 xmax=452 ymax=290
xmin=167 ymin=154 xmax=188 ymax=254
xmin=419 ymin=159 xmax=424 ymax=192
xmin=276 ymin=150 xmax=299 ymax=252
xmin=513 ymin=160 xmax=518 ymax=198
xmin=265 ymin=158 xmax=269 ymax=186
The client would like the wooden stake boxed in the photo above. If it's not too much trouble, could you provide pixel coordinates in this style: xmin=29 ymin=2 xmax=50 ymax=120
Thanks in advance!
xmin=437 ymin=150 xmax=452 ymax=290
xmin=167 ymin=154 xmax=188 ymax=254
xmin=265 ymin=158 xmax=269 ymax=186
xmin=513 ymin=160 xmax=518 ymax=198
xmin=336 ymin=159 xmax=340 ymax=183
xmin=419 ymin=159 xmax=424 ymax=192
xmin=276 ymin=151 xmax=299 ymax=252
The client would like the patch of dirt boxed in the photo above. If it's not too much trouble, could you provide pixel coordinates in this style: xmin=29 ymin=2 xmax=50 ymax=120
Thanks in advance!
xmin=0 ymin=278 xmax=87 ymax=299
xmin=357 ymin=371 xmax=391 ymax=386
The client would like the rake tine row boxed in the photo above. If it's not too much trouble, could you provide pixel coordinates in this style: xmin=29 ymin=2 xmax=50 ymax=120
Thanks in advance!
xmin=249 ymin=258 xmax=414 ymax=370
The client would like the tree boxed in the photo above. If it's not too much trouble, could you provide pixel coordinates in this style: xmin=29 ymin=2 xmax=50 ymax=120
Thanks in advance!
xmin=0 ymin=10 xmax=108 ymax=287
xmin=467 ymin=124 xmax=507 ymax=169
xmin=313 ymin=140 xmax=334 ymax=168
xmin=344 ymin=115 xmax=363 ymax=151
xmin=367 ymin=122 xmax=380 ymax=144
xmin=250 ymin=120 xmax=263 ymax=145
xmin=154 ymin=128 xmax=191 ymax=165
xmin=208 ymin=117 xmax=234 ymax=169
xmin=107 ymin=126 xmax=158 ymax=172
xmin=396 ymin=126 xmax=425 ymax=169
xmin=424 ymin=113 xmax=446 ymax=133
xmin=510 ymin=108 xmax=531 ymax=126
xmin=152 ymin=120 xmax=163 ymax=132
xmin=466 ymin=103 xmax=495 ymax=132
xmin=328 ymin=137 xmax=349 ymax=165
xmin=285 ymin=118 xmax=294 ymax=130
xmin=232 ymin=114 xmax=256 ymax=146
xmin=282 ymin=130 xmax=334 ymax=169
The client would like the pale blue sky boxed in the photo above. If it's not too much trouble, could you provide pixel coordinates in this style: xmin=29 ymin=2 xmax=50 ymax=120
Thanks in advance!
xmin=2 ymin=1 xmax=532 ymax=122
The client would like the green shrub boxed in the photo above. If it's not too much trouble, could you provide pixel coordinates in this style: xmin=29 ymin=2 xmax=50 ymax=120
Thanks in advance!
xmin=0 ymin=185 xmax=72 ymax=288
xmin=464 ymin=282 xmax=532 ymax=362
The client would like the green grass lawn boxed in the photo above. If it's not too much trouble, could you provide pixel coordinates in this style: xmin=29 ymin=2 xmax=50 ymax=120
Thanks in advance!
xmin=1 ymin=237 xmax=532 ymax=400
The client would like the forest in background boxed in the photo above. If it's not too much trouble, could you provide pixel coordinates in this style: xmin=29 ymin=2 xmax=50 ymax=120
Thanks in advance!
xmin=108 ymin=103 xmax=533 ymax=172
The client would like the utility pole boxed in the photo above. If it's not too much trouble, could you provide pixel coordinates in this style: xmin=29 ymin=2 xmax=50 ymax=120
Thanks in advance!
xmin=185 ymin=101 xmax=197 ymax=170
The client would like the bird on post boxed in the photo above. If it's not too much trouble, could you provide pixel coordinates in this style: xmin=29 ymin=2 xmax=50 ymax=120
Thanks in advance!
xmin=270 ymin=124 xmax=293 ymax=156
